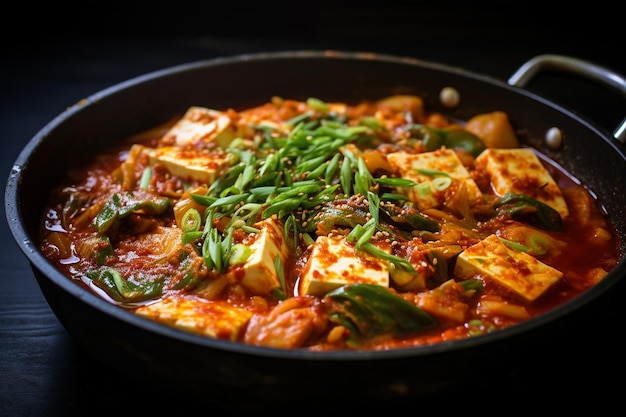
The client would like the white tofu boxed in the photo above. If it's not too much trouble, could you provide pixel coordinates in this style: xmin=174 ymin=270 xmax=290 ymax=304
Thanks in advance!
xmin=161 ymin=106 xmax=243 ymax=149
xmin=227 ymin=217 xmax=290 ymax=296
xmin=134 ymin=296 xmax=252 ymax=340
xmin=299 ymin=234 xmax=390 ymax=296
xmin=475 ymin=148 xmax=569 ymax=219
xmin=454 ymin=234 xmax=562 ymax=302
xmin=386 ymin=149 xmax=483 ymax=210
xmin=142 ymin=145 xmax=230 ymax=184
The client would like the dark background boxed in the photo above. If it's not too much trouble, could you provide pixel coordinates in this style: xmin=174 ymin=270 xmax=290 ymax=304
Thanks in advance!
xmin=7 ymin=1 xmax=625 ymax=133
xmin=2 ymin=2 xmax=625 ymax=416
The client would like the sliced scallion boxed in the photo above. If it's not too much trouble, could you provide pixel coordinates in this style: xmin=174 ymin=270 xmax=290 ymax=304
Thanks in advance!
xmin=181 ymin=208 xmax=201 ymax=233
xmin=139 ymin=166 xmax=152 ymax=190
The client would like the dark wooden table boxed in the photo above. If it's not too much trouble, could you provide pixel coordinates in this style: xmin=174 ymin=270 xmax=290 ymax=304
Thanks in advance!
xmin=2 ymin=8 xmax=625 ymax=414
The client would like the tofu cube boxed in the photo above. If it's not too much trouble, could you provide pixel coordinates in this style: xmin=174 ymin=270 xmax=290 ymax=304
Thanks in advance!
xmin=134 ymin=296 xmax=252 ymax=340
xmin=142 ymin=146 xmax=230 ymax=184
xmin=386 ymin=149 xmax=483 ymax=210
xmin=161 ymin=106 xmax=243 ymax=149
xmin=228 ymin=217 xmax=290 ymax=296
xmin=475 ymin=148 xmax=569 ymax=219
xmin=454 ymin=234 xmax=562 ymax=302
xmin=299 ymin=234 xmax=390 ymax=296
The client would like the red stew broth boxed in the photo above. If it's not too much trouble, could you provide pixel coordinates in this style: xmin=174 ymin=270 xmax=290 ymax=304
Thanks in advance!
xmin=39 ymin=97 xmax=621 ymax=351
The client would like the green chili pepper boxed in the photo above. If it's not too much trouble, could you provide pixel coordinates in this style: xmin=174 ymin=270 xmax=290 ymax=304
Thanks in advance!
xmin=86 ymin=267 xmax=163 ymax=303
xmin=406 ymin=125 xmax=445 ymax=151
xmin=93 ymin=193 xmax=122 ymax=233
xmin=494 ymin=192 xmax=563 ymax=231
xmin=406 ymin=124 xmax=486 ymax=157
xmin=443 ymin=128 xmax=486 ymax=157
xmin=379 ymin=202 xmax=440 ymax=233
xmin=93 ymin=192 xmax=170 ymax=233
xmin=301 ymin=204 xmax=368 ymax=234
xmin=172 ymin=252 xmax=206 ymax=290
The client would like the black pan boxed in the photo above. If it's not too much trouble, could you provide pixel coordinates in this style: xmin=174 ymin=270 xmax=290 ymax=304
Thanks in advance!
xmin=5 ymin=51 xmax=626 ymax=409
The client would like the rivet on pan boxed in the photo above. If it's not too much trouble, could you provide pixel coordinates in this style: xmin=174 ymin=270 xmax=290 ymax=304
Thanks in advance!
xmin=439 ymin=87 xmax=460 ymax=108
xmin=545 ymin=127 xmax=563 ymax=150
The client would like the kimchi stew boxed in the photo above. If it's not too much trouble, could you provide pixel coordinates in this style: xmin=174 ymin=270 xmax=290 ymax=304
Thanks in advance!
xmin=39 ymin=94 xmax=621 ymax=351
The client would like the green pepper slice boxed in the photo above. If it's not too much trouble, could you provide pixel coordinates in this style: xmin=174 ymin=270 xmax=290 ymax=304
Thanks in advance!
xmin=325 ymin=284 xmax=436 ymax=347
xmin=494 ymin=193 xmax=563 ymax=231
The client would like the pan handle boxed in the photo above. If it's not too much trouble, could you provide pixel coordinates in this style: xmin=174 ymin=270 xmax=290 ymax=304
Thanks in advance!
xmin=507 ymin=54 xmax=626 ymax=144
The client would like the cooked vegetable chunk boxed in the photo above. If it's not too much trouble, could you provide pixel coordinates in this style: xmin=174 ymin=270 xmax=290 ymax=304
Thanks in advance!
xmin=244 ymin=297 xmax=327 ymax=348
xmin=465 ymin=110 xmax=520 ymax=148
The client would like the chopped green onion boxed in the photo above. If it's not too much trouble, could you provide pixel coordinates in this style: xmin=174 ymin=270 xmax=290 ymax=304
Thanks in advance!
xmin=272 ymin=255 xmax=287 ymax=300
xmin=356 ymin=223 xmax=376 ymax=247
xmin=340 ymin=157 xmax=353 ymax=196
xmin=306 ymin=97 xmax=329 ymax=112
xmin=415 ymin=182 xmax=432 ymax=197
xmin=284 ymin=215 xmax=299 ymax=248
xmin=380 ymin=193 xmax=410 ymax=202
xmin=262 ymin=197 xmax=304 ymax=219
xmin=416 ymin=168 xmax=451 ymax=177
xmin=359 ymin=242 xmax=416 ymax=273
xmin=375 ymin=177 xmax=417 ymax=187
xmin=139 ymin=166 xmax=152 ymax=190
xmin=181 ymin=208 xmax=201 ymax=233
xmin=284 ymin=111 xmax=313 ymax=126
xmin=325 ymin=153 xmax=340 ymax=184
xmin=228 ymin=243 xmax=251 ymax=265
xmin=209 ymin=193 xmax=250 ymax=208
xmin=181 ymin=231 xmax=203 ymax=245
xmin=190 ymin=193 xmax=217 ymax=206
xmin=432 ymin=176 xmax=452 ymax=191
xmin=367 ymin=191 xmax=380 ymax=225
xmin=498 ymin=237 xmax=529 ymax=252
